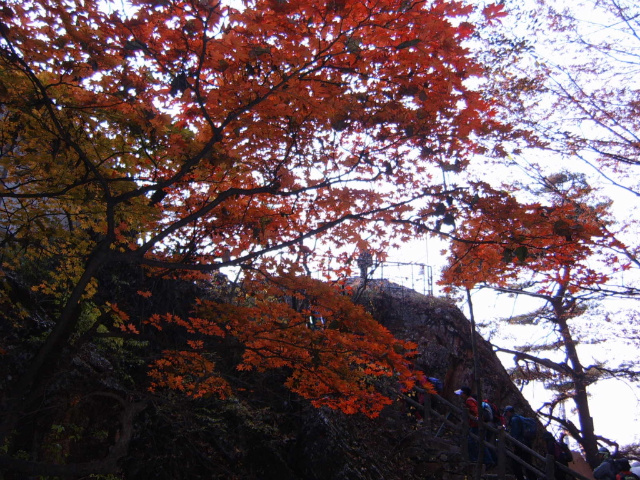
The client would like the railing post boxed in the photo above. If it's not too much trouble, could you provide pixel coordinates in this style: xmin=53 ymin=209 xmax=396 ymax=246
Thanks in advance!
xmin=475 ymin=420 xmax=485 ymax=480
xmin=497 ymin=427 xmax=506 ymax=480
xmin=424 ymin=393 xmax=432 ymax=431
xmin=461 ymin=415 xmax=469 ymax=462
xmin=546 ymin=453 xmax=555 ymax=480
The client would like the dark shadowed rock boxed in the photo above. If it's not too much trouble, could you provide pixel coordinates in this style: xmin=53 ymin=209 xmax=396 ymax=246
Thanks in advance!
xmin=356 ymin=281 xmax=536 ymax=413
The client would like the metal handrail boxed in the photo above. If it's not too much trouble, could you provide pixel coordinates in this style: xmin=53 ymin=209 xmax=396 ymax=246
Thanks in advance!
xmin=402 ymin=389 xmax=593 ymax=480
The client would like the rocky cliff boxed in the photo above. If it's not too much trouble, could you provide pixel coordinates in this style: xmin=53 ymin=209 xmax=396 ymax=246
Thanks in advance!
xmin=359 ymin=280 xmax=536 ymax=412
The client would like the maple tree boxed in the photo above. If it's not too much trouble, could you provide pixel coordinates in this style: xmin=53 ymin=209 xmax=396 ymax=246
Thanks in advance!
xmin=0 ymin=0 xmax=507 ymax=471
xmin=441 ymin=171 xmax=640 ymax=466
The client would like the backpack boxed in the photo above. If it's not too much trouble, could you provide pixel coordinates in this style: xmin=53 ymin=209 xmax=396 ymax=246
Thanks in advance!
xmin=553 ymin=441 xmax=573 ymax=463
xmin=481 ymin=402 xmax=493 ymax=423
xmin=519 ymin=416 xmax=537 ymax=440
xmin=484 ymin=401 xmax=504 ymax=426
xmin=616 ymin=472 xmax=640 ymax=480
xmin=594 ymin=459 xmax=618 ymax=480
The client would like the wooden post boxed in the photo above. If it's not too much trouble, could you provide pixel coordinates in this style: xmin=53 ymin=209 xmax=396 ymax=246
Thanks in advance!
xmin=461 ymin=414 xmax=469 ymax=462
xmin=546 ymin=453 xmax=555 ymax=480
xmin=466 ymin=287 xmax=483 ymax=480
xmin=475 ymin=419 xmax=485 ymax=480
xmin=497 ymin=427 xmax=506 ymax=480
xmin=424 ymin=393 xmax=432 ymax=431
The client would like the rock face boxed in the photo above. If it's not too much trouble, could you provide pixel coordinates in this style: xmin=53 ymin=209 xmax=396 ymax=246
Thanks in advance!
xmin=359 ymin=281 xmax=536 ymax=414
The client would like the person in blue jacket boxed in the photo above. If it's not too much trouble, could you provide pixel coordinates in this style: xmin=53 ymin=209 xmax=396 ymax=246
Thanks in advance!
xmin=504 ymin=406 xmax=535 ymax=480
xmin=594 ymin=447 xmax=619 ymax=480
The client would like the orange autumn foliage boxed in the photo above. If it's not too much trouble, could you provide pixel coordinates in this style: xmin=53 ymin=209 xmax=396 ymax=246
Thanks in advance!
xmin=147 ymin=275 xmax=421 ymax=415
xmin=441 ymin=184 xmax=627 ymax=294
xmin=0 ymin=0 xmax=502 ymax=416
xmin=440 ymin=177 xmax=636 ymax=466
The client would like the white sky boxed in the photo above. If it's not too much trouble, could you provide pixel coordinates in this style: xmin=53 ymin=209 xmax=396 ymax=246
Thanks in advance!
xmin=468 ymin=287 xmax=640 ymax=448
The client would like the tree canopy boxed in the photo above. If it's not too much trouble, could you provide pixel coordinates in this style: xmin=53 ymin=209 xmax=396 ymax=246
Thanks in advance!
xmin=0 ymin=0 xmax=508 ymax=461
xmin=3 ymin=0 xmax=640 ymax=474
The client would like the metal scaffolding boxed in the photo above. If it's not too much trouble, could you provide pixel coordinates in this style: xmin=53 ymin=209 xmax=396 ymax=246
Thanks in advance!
xmin=376 ymin=260 xmax=434 ymax=296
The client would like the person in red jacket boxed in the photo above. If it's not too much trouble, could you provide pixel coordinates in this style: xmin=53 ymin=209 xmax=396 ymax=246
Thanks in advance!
xmin=455 ymin=386 xmax=494 ymax=468
xmin=456 ymin=386 xmax=479 ymax=427
xmin=615 ymin=459 xmax=640 ymax=480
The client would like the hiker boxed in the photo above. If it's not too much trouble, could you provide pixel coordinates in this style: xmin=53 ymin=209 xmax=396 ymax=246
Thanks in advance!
xmin=427 ymin=376 xmax=443 ymax=395
xmin=455 ymin=386 xmax=494 ymax=468
xmin=615 ymin=459 xmax=640 ymax=480
xmin=503 ymin=405 xmax=536 ymax=480
xmin=594 ymin=447 xmax=619 ymax=480
xmin=421 ymin=376 xmax=445 ymax=418
xmin=543 ymin=431 xmax=573 ymax=480
xmin=484 ymin=399 xmax=505 ymax=429
xmin=481 ymin=398 xmax=502 ymax=465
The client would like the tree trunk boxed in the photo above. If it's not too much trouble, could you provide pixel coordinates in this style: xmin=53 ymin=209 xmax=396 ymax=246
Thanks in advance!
xmin=0 ymin=245 xmax=108 ymax=445
xmin=552 ymin=284 xmax=599 ymax=468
